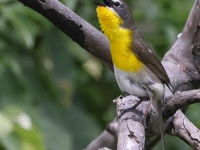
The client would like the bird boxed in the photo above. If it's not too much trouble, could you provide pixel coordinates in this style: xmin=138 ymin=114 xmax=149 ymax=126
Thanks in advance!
xmin=94 ymin=0 xmax=172 ymax=149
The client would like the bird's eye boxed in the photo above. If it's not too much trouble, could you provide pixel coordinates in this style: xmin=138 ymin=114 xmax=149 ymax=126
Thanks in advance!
xmin=114 ymin=1 xmax=120 ymax=7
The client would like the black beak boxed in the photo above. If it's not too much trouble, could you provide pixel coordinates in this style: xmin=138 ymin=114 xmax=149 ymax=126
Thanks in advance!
xmin=93 ymin=0 xmax=111 ymax=7
xmin=93 ymin=2 xmax=106 ymax=6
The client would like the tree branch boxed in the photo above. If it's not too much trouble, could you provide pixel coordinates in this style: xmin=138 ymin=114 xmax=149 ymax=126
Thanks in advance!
xmin=114 ymin=96 xmax=145 ymax=149
xmin=163 ymin=0 xmax=200 ymax=94
xmin=17 ymin=0 xmax=113 ymax=70
xmin=168 ymin=110 xmax=200 ymax=149
xmin=164 ymin=89 xmax=200 ymax=117
xmin=16 ymin=0 xmax=200 ymax=149
xmin=86 ymin=128 xmax=117 ymax=150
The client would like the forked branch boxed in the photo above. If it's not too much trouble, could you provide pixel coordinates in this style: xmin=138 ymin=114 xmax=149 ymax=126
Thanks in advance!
xmin=16 ymin=0 xmax=200 ymax=149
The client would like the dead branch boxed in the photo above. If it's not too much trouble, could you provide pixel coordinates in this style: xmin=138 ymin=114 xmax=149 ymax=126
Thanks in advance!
xmin=17 ymin=0 xmax=113 ymax=70
xmin=16 ymin=0 xmax=200 ymax=149
xmin=115 ymin=96 xmax=145 ymax=150
xmin=86 ymin=130 xmax=117 ymax=150
xmin=164 ymin=89 xmax=200 ymax=117
xmin=168 ymin=110 xmax=200 ymax=149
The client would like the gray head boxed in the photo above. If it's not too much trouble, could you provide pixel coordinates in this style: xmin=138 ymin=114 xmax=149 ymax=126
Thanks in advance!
xmin=95 ymin=0 xmax=135 ymax=29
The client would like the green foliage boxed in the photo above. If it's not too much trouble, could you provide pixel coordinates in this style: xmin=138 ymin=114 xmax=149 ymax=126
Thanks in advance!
xmin=0 ymin=0 xmax=196 ymax=149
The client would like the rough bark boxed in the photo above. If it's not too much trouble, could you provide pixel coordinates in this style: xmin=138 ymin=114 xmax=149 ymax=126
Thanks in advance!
xmin=86 ymin=120 xmax=118 ymax=150
xmin=17 ymin=0 xmax=113 ymax=70
xmin=115 ymin=96 xmax=145 ymax=150
xmin=169 ymin=110 xmax=200 ymax=149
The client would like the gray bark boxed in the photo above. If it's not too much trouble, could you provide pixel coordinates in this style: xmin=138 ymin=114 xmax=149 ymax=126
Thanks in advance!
xmin=16 ymin=0 xmax=200 ymax=149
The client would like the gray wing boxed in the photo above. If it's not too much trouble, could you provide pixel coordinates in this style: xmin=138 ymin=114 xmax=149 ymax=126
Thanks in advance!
xmin=132 ymin=31 xmax=172 ymax=90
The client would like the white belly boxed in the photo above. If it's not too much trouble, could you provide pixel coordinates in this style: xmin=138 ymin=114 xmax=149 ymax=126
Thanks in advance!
xmin=114 ymin=65 xmax=165 ymax=100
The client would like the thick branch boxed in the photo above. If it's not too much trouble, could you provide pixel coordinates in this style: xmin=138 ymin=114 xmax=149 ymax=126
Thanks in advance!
xmin=163 ymin=0 xmax=200 ymax=94
xmin=164 ymin=89 xmax=200 ymax=117
xmin=17 ymin=0 xmax=113 ymax=70
xmin=16 ymin=0 xmax=200 ymax=149
xmin=115 ymin=96 xmax=145 ymax=149
xmin=168 ymin=110 xmax=200 ymax=149
xmin=86 ymin=130 xmax=117 ymax=150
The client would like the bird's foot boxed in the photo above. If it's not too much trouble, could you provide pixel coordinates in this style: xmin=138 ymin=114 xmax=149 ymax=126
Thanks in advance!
xmin=117 ymin=96 xmax=150 ymax=128
xmin=117 ymin=96 xmax=148 ymax=119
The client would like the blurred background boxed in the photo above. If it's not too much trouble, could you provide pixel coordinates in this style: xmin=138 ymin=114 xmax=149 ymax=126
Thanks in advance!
xmin=0 ymin=0 xmax=197 ymax=149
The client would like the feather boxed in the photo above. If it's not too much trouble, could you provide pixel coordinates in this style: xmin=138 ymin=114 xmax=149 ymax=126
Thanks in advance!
xmin=131 ymin=30 xmax=173 ymax=92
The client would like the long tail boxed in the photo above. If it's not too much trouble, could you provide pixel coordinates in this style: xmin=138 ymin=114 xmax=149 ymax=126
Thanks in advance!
xmin=157 ymin=100 xmax=165 ymax=150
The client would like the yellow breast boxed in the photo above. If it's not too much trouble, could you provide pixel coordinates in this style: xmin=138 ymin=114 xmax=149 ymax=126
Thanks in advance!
xmin=96 ymin=6 xmax=143 ymax=72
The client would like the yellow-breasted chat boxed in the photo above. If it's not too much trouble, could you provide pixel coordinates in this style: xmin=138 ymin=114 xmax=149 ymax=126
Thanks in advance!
xmin=94 ymin=0 xmax=172 ymax=149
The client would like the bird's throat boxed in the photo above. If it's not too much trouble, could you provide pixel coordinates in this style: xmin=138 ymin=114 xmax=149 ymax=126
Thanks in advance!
xmin=96 ymin=6 xmax=144 ymax=72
